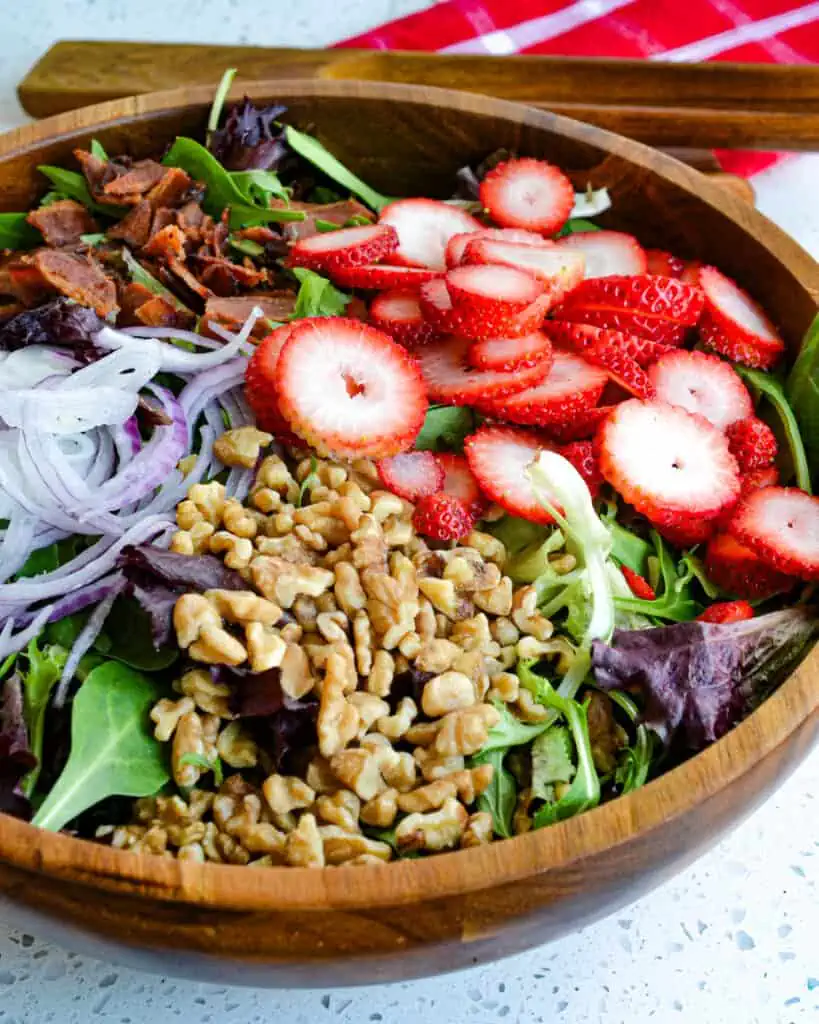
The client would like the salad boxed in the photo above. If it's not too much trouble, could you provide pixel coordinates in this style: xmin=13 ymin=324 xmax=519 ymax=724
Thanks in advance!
xmin=0 ymin=72 xmax=817 ymax=867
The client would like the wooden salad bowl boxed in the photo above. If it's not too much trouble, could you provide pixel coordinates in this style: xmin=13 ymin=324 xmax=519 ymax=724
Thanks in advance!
xmin=0 ymin=81 xmax=817 ymax=987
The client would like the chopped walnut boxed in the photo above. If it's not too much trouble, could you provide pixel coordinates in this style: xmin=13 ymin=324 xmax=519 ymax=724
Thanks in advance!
xmin=461 ymin=811 xmax=494 ymax=847
xmin=360 ymin=787 xmax=399 ymax=828
xmin=285 ymin=813 xmax=324 ymax=867
xmin=315 ymin=789 xmax=361 ymax=832
xmin=320 ymin=826 xmax=392 ymax=865
xmin=213 ymin=426 xmax=272 ymax=468
xmin=262 ymin=774 xmax=315 ymax=815
xmin=376 ymin=696 xmax=417 ymax=741
xmin=330 ymin=748 xmax=386 ymax=801
xmin=251 ymin=556 xmax=335 ymax=608
xmin=397 ymin=778 xmax=458 ymax=814
xmin=434 ymin=704 xmax=500 ymax=757
xmin=395 ymin=798 xmax=468 ymax=852
xmin=151 ymin=696 xmax=195 ymax=742
xmin=317 ymin=652 xmax=360 ymax=758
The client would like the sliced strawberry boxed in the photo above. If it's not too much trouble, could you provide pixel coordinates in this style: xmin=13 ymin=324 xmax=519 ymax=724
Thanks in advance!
xmin=697 ymin=265 xmax=785 ymax=369
xmin=743 ymin=464 xmax=779 ymax=493
xmin=419 ymin=277 xmax=550 ymax=340
xmin=725 ymin=416 xmax=778 ymax=471
xmin=464 ymin=424 xmax=556 ymax=525
xmin=437 ymin=453 xmax=489 ymax=520
xmin=329 ymin=263 xmax=442 ymax=290
xmin=680 ymin=260 xmax=703 ymax=285
xmin=369 ymin=289 xmax=439 ymax=347
xmin=621 ymin=565 xmax=656 ymax=600
xmin=697 ymin=600 xmax=755 ymax=624
xmin=544 ymin=321 xmax=672 ymax=369
xmin=468 ymin=330 xmax=553 ymax=372
xmin=445 ymin=227 xmax=544 ymax=268
xmin=554 ymin=274 xmax=704 ymax=329
xmin=647 ymin=349 xmax=753 ymax=431
xmin=727 ymin=486 xmax=819 ymax=579
xmin=598 ymin=400 xmax=741 ymax=531
xmin=559 ymin=440 xmax=603 ymax=499
xmin=704 ymin=532 xmax=794 ymax=599
xmin=245 ymin=324 xmax=301 ymax=440
xmin=274 ymin=317 xmax=427 ymax=460
xmin=555 ymin=230 xmax=647 ymax=278
xmin=412 ymin=493 xmax=474 ymax=541
xmin=542 ymin=404 xmax=615 ymax=443
xmin=645 ymin=249 xmax=685 ymax=278
xmin=474 ymin=349 xmax=608 ymax=427
xmin=379 ymin=199 xmax=482 ymax=271
xmin=445 ymin=264 xmax=545 ymax=312
xmin=415 ymin=333 xmax=553 ymax=406
xmin=543 ymin=322 xmax=655 ymax=399
xmin=463 ymin=238 xmax=584 ymax=300
xmin=288 ymin=223 xmax=398 ymax=271
xmin=377 ymin=451 xmax=444 ymax=502
xmin=656 ymin=517 xmax=716 ymax=548
xmin=554 ymin=307 xmax=689 ymax=345
xmin=479 ymin=158 xmax=573 ymax=235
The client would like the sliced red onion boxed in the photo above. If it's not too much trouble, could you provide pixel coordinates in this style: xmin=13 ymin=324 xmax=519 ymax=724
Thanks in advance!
xmin=0 ymin=388 xmax=139 ymax=434
xmin=0 ymin=346 xmax=78 ymax=388
xmin=135 ymin=422 xmax=216 ymax=517
xmin=179 ymin=359 xmax=247 ymax=434
xmin=55 ymin=344 xmax=161 ymax=394
xmin=0 ymin=603 xmax=54 ymax=660
xmin=0 ymin=511 xmax=37 ymax=583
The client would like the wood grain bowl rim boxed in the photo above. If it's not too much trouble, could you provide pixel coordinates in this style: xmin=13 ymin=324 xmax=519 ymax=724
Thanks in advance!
xmin=0 ymin=79 xmax=817 ymax=913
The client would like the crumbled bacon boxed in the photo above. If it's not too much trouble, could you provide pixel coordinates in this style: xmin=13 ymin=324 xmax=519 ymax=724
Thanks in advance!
xmin=166 ymin=257 xmax=211 ymax=300
xmin=107 ymin=200 xmax=153 ymax=248
xmin=102 ymin=160 xmax=167 ymax=203
xmin=33 ymin=250 xmax=118 ymax=318
xmin=4 ymin=258 xmax=53 ymax=306
xmin=274 ymin=199 xmax=374 ymax=241
xmin=203 ymin=293 xmax=296 ymax=335
xmin=176 ymin=201 xmax=206 ymax=232
xmin=196 ymin=255 xmax=266 ymax=296
xmin=146 ymin=167 xmax=193 ymax=210
xmin=143 ymin=224 xmax=187 ymax=261
xmin=26 ymin=200 xmax=98 ymax=247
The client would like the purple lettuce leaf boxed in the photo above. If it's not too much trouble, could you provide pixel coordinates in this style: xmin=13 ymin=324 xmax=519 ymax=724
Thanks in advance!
xmin=0 ymin=298 xmax=103 ymax=355
xmin=0 ymin=673 xmax=37 ymax=820
xmin=209 ymin=97 xmax=289 ymax=171
xmin=592 ymin=608 xmax=816 ymax=751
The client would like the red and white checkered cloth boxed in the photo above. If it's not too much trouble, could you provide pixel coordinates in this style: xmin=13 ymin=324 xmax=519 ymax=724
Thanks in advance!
xmin=338 ymin=0 xmax=819 ymax=177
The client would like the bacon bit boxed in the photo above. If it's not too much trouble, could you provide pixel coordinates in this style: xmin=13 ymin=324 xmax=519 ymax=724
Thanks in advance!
xmin=107 ymin=200 xmax=153 ymax=248
xmin=118 ymin=282 xmax=156 ymax=324
xmin=149 ymin=207 xmax=176 ymax=240
xmin=102 ymin=159 xmax=167 ymax=202
xmin=26 ymin=200 xmax=98 ymax=247
xmin=134 ymin=294 xmax=196 ymax=329
xmin=33 ymin=250 xmax=118 ymax=318
xmin=74 ymin=149 xmax=119 ymax=197
xmin=276 ymin=199 xmax=375 ymax=241
xmin=0 ymin=301 xmax=24 ymax=322
xmin=203 ymin=293 xmax=296 ymax=337
xmin=235 ymin=225 xmax=279 ymax=245
xmin=6 ymin=260 xmax=53 ymax=306
xmin=143 ymin=224 xmax=187 ymax=261
xmin=146 ymin=167 xmax=193 ymax=210
xmin=177 ymin=201 xmax=206 ymax=232
xmin=166 ymin=257 xmax=212 ymax=300
xmin=196 ymin=255 xmax=266 ymax=296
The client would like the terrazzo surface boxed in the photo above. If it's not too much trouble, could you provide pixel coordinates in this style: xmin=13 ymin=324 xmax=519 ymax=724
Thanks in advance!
xmin=0 ymin=2 xmax=818 ymax=1021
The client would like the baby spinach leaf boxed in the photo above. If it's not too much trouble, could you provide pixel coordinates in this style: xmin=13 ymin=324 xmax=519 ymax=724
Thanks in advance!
xmin=19 ymin=640 xmax=67 ymax=797
xmin=230 ymin=169 xmax=290 ymax=206
xmin=738 ymin=363 xmax=811 ymax=494
xmin=97 ymin=597 xmax=179 ymax=671
xmin=37 ymin=165 xmax=126 ymax=219
xmin=414 ymin=405 xmax=477 ymax=452
xmin=32 ymin=661 xmax=170 ymax=832
xmin=472 ymin=747 xmax=516 ymax=839
xmin=290 ymin=267 xmax=350 ymax=319
xmin=284 ymin=125 xmax=392 ymax=213
xmin=556 ymin=218 xmax=601 ymax=237
xmin=89 ymin=138 xmax=109 ymax=161
xmin=0 ymin=212 xmax=41 ymax=250
xmin=785 ymin=313 xmax=819 ymax=480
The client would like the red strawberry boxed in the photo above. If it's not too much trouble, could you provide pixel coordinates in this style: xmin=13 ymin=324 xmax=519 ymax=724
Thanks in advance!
xmin=437 ymin=453 xmax=489 ymax=520
xmin=329 ymin=263 xmax=442 ymax=290
xmin=725 ymin=416 xmax=778 ymax=471
xmin=647 ymin=349 xmax=753 ymax=431
xmin=743 ymin=465 xmax=779 ymax=493
xmin=412 ymin=493 xmax=474 ymax=541
xmin=474 ymin=349 xmax=608 ymax=427
xmin=554 ymin=274 xmax=704 ymax=328
xmin=479 ymin=158 xmax=574 ymax=234
xmin=656 ymin=517 xmax=716 ymax=548
xmin=415 ymin=334 xmax=553 ymax=406
xmin=274 ymin=317 xmax=427 ymax=459
xmin=559 ymin=440 xmax=603 ymax=499
xmin=464 ymin=424 xmax=556 ymax=525
xmin=463 ymin=238 xmax=584 ymax=300
xmin=245 ymin=324 xmax=302 ymax=441
xmin=680 ymin=260 xmax=703 ymax=285
xmin=555 ymin=308 xmax=689 ymax=345
xmin=543 ymin=322 xmax=655 ymax=399
xmin=445 ymin=264 xmax=545 ymax=312
xmin=542 ymin=404 xmax=615 ymax=443
xmin=697 ymin=600 xmax=755 ymax=624
xmin=704 ymin=532 xmax=794 ymax=599
xmin=645 ymin=249 xmax=685 ymax=278
xmin=697 ymin=265 xmax=785 ymax=369
xmin=544 ymin=321 xmax=672 ymax=369
xmin=621 ymin=565 xmax=656 ymax=600
xmin=555 ymin=230 xmax=647 ymax=278
xmin=468 ymin=330 xmax=553 ymax=372
xmin=445 ymin=227 xmax=544 ymax=268
xmin=598 ymin=400 xmax=741 ymax=532
xmin=377 ymin=451 xmax=444 ymax=502
xmin=379 ymin=199 xmax=482 ymax=271
xmin=288 ymin=223 xmax=398 ymax=272
xmin=727 ymin=486 xmax=819 ymax=579
xmin=369 ymin=289 xmax=439 ymax=347
xmin=418 ymin=277 xmax=551 ymax=340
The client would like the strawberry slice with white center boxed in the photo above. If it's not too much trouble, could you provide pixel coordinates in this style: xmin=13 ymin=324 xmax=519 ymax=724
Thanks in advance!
xmin=696 ymin=265 xmax=786 ymax=370
xmin=244 ymin=324 xmax=302 ymax=442
xmin=479 ymin=158 xmax=574 ymax=235
xmin=445 ymin=264 xmax=545 ymax=312
xmin=647 ymin=349 xmax=753 ymax=430
xmin=598 ymin=400 xmax=741 ymax=529
xmin=542 ymin=404 xmax=615 ymax=443
xmin=468 ymin=330 xmax=553 ymax=372
xmin=704 ymin=531 xmax=794 ymax=599
xmin=727 ymin=486 xmax=819 ymax=579
xmin=379 ymin=198 xmax=482 ymax=271
xmin=555 ymin=230 xmax=647 ymax=278
xmin=446 ymin=227 xmax=545 ymax=268
xmin=289 ymin=223 xmax=398 ymax=271
xmin=416 ymin=334 xmax=553 ymax=406
xmin=543 ymin=322 xmax=656 ymax=399
xmin=369 ymin=289 xmax=439 ymax=347
xmin=377 ymin=451 xmax=444 ymax=502
xmin=463 ymin=238 xmax=585 ymax=301
xmin=474 ymin=348 xmax=608 ymax=427
xmin=419 ymin=277 xmax=551 ymax=340
xmin=645 ymin=249 xmax=684 ymax=278
xmin=437 ymin=452 xmax=489 ymax=520
xmin=329 ymin=263 xmax=442 ymax=290
xmin=274 ymin=317 xmax=427 ymax=459
xmin=464 ymin=424 xmax=557 ymax=524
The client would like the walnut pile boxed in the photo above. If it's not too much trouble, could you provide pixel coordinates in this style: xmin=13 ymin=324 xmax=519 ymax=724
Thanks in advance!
xmin=99 ymin=431 xmax=563 ymax=867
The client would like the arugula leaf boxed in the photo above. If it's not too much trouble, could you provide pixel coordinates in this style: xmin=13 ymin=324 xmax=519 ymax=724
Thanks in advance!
xmin=555 ymin=218 xmax=602 ymax=237
xmin=19 ymin=640 xmax=67 ymax=797
xmin=284 ymin=125 xmax=392 ymax=213
xmin=178 ymin=751 xmax=224 ymax=787
xmin=315 ymin=218 xmax=340 ymax=232
xmin=785 ymin=313 xmax=819 ymax=485
xmin=89 ymin=138 xmax=109 ymax=161
xmin=37 ymin=165 xmax=126 ymax=219
xmin=121 ymin=249 xmax=192 ymax=313
xmin=505 ymin=527 xmax=566 ymax=585
xmin=207 ymin=67 xmax=237 ymax=141
xmin=613 ymin=530 xmax=703 ymax=622
xmin=80 ymin=232 xmax=106 ymax=247
xmin=290 ymin=267 xmax=351 ymax=319
xmin=0 ymin=212 xmax=41 ymax=250
xmin=472 ymin=747 xmax=516 ymax=838
xmin=230 ymin=169 xmax=290 ymax=206
xmin=735 ymin=364 xmax=811 ymax=494
xmin=607 ymin=691 xmax=655 ymax=795
xmin=530 ymin=725 xmax=575 ymax=803
xmin=481 ymin=700 xmax=550 ymax=753
xmin=32 ymin=661 xmax=169 ymax=832
xmin=414 ymin=405 xmax=478 ymax=453
xmin=0 ymin=654 xmax=15 ymax=681
xmin=228 ymin=235 xmax=265 ymax=258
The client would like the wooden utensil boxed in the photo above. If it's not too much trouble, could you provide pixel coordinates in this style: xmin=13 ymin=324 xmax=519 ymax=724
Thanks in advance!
xmin=0 ymin=80 xmax=816 ymax=987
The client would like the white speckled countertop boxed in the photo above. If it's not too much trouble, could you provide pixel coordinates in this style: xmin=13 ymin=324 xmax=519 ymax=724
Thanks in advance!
xmin=1 ymin=3 xmax=818 ymax=1021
